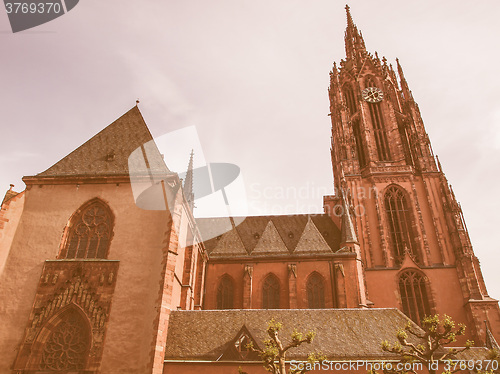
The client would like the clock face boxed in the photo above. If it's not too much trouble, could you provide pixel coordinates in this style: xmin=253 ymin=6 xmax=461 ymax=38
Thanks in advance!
xmin=362 ymin=87 xmax=384 ymax=103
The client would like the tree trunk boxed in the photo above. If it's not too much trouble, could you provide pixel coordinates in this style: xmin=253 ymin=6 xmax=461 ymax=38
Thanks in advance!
xmin=279 ymin=356 xmax=286 ymax=374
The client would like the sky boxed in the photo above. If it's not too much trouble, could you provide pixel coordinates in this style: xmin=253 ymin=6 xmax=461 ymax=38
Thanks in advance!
xmin=1 ymin=1 xmax=500 ymax=298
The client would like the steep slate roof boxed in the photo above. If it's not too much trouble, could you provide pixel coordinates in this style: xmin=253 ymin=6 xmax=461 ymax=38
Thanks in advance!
xmin=165 ymin=309 xmax=418 ymax=361
xmin=37 ymin=106 xmax=169 ymax=178
xmin=164 ymin=309 xmax=493 ymax=363
xmin=197 ymin=214 xmax=341 ymax=258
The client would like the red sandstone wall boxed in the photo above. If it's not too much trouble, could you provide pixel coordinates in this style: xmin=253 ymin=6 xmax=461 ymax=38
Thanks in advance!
xmin=204 ymin=259 xmax=335 ymax=310
xmin=0 ymin=191 xmax=24 ymax=276
xmin=0 ymin=182 xmax=188 ymax=373
xmin=325 ymin=172 xmax=498 ymax=342
xmin=365 ymin=267 xmax=470 ymax=344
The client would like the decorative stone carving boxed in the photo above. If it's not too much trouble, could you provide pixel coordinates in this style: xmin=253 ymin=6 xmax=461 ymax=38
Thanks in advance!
xmin=287 ymin=264 xmax=297 ymax=278
xmin=244 ymin=265 xmax=253 ymax=279
xmin=13 ymin=259 xmax=119 ymax=372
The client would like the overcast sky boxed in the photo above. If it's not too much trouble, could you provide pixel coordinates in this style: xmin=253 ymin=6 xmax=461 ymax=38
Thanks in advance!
xmin=1 ymin=1 xmax=500 ymax=299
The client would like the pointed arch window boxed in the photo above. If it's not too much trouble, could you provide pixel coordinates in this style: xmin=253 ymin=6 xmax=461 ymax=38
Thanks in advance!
xmin=365 ymin=77 xmax=390 ymax=161
xmin=384 ymin=186 xmax=417 ymax=264
xmin=217 ymin=275 xmax=234 ymax=309
xmin=40 ymin=309 xmax=90 ymax=371
xmin=63 ymin=199 xmax=113 ymax=259
xmin=307 ymin=272 xmax=325 ymax=309
xmin=343 ymin=85 xmax=357 ymax=115
xmin=352 ymin=119 xmax=367 ymax=167
xmin=399 ymin=271 xmax=431 ymax=325
xmin=262 ymin=274 xmax=280 ymax=309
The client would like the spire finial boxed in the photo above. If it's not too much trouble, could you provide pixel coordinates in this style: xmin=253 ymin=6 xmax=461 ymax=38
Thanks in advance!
xmin=344 ymin=4 xmax=366 ymax=65
xmin=345 ymin=4 xmax=354 ymax=29
xmin=183 ymin=150 xmax=195 ymax=212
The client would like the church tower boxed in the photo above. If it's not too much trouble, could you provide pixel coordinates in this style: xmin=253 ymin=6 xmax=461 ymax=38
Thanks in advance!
xmin=324 ymin=5 xmax=500 ymax=343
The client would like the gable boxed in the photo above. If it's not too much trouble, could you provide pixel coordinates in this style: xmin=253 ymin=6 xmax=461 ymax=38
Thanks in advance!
xmin=37 ymin=106 xmax=169 ymax=178
xmin=219 ymin=325 xmax=261 ymax=361
xmin=210 ymin=228 xmax=248 ymax=257
xmin=251 ymin=220 xmax=288 ymax=254
xmin=293 ymin=216 xmax=333 ymax=254
xmin=199 ymin=215 xmax=341 ymax=259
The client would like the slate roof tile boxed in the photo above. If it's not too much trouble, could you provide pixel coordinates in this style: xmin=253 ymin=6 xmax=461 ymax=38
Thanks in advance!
xmin=197 ymin=214 xmax=341 ymax=258
xmin=165 ymin=309 xmax=422 ymax=361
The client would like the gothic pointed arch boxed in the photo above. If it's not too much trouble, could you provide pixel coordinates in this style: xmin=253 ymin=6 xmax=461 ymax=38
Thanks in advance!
xmin=364 ymin=75 xmax=390 ymax=160
xmin=342 ymin=83 xmax=357 ymax=115
xmin=384 ymin=185 xmax=418 ymax=265
xmin=352 ymin=118 xmax=367 ymax=167
xmin=59 ymin=198 xmax=114 ymax=259
xmin=13 ymin=261 xmax=118 ymax=372
xmin=28 ymin=304 xmax=92 ymax=371
xmin=262 ymin=273 xmax=280 ymax=309
xmin=398 ymin=269 xmax=432 ymax=325
xmin=216 ymin=274 xmax=234 ymax=309
xmin=306 ymin=272 xmax=325 ymax=309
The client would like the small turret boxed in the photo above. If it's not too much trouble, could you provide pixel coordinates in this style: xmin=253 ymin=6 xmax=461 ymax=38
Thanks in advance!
xmin=339 ymin=188 xmax=359 ymax=250
xmin=183 ymin=150 xmax=195 ymax=212
xmin=396 ymin=58 xmax=412 ymax=100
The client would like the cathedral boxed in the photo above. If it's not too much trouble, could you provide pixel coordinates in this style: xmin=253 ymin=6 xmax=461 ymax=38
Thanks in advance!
xmin=1 ymin=5 xmax=499 ymax=374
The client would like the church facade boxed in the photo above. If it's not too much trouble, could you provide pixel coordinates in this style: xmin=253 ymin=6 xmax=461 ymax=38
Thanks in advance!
xmin=0 ymin=6 xmax=498 ymax=374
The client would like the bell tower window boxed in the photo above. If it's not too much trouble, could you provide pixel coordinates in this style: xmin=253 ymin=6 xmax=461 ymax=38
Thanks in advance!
xmin=364 ymin=77 xmax=390 ymax=161
xmin=352 ymin=119 xmax=366 ymax=167
xmin=369 ymin=102 xmax=391 ymax=161
xmin=384 ymin=186 xmax=417 ymax=265
xmin=343 ymin=85 xmax=357 ymax=115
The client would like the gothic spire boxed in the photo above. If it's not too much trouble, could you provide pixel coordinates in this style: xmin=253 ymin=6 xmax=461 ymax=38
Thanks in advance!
xmin=345 ymin=4 xmax=355 ymax=34
xmin=183 ymin=149 xmax=195 ymax=211
xmin=396 ymin=58 xmax=411 ymax=100
xmin=344 ymin=5 xmax=366 ymax=66
xmin=340 ymin=189 xmax=358 ymax=247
